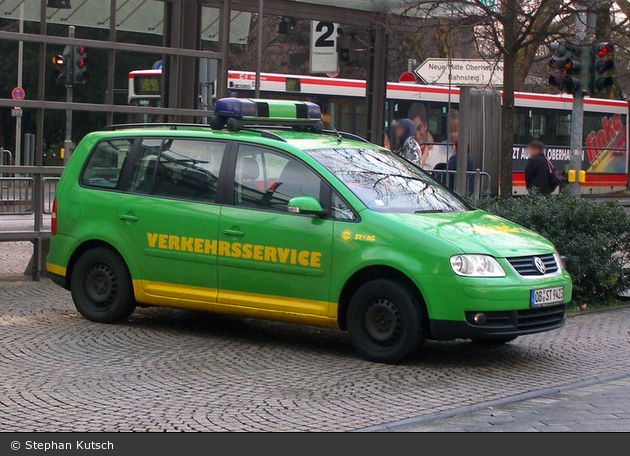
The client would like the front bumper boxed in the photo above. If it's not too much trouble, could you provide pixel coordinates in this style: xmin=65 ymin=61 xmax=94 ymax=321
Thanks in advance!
xmin=414 ymin=265 xmax=572 ymax=340
xmin=430 ymin=303 xmax=566 ymax=340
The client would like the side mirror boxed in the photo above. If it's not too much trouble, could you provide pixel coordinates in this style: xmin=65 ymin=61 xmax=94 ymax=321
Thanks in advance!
xmin=287 ymin=196 xmax=326 ymax=216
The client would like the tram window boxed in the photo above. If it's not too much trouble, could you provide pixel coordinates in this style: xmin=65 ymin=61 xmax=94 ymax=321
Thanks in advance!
xmin=530 ymin=111 xmax=546 ymax=139
xmin=355 ymin=103 xmax=367 ymax=139
xmin=514 ymin=109 xmax=530 ymax=145
xmin=556 ymin=113 xmax=571 ymax=142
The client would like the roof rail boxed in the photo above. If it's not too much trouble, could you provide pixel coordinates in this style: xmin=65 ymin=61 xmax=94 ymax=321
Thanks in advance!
xmin=103 ymin=123 xmax=212 ymax=131
xmin=102 ymin=122 xmax=369 ymax=144
xmin=231 ymin=125 xmax=369 ymax=144
xmin=240 ymin=127 xmax=287 ymax=142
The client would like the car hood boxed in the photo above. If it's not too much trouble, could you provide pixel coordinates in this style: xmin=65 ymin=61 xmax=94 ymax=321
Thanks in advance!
xmin=381 ymin=210 xmax=555 ymax=258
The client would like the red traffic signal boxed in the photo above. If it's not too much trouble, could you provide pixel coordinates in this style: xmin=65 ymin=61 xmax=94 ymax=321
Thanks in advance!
xmin=596 ymin=43 xmax=614 ymax=58
xmin=73 ymin=45 xmax=88 ymax=84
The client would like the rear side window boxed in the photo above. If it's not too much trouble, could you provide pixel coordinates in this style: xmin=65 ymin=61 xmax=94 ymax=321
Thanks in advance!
xmin=129 ymin=138 xmax=226 ymax=203
xmin=82 ymin=138 xmax=134 ymax=189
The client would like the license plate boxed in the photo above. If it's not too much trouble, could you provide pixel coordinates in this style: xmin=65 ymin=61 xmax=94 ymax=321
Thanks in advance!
xmin=530 ymin=287 xmax=564 ymax=308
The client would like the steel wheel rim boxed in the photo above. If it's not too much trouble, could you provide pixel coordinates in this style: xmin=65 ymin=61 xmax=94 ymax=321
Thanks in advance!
xmin=363 ymin=298 xmax=403 ymax=347
xmin=83 ymin=262 xmax=118 ymax=309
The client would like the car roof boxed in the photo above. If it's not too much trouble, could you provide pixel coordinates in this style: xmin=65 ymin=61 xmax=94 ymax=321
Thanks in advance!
xmin=90 ymin=127 xmax=381 ymax=151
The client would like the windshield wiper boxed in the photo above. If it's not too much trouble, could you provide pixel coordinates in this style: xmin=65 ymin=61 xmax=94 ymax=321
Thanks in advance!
xmin=414 ymin=209 xmax=446 ymax=214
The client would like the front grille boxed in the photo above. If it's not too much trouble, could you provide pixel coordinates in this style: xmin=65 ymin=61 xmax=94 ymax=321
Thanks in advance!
xmin=465 ymin=304 xmax=565 ymax=333
xmin=516 ymin=304 xmax=566 ymax=331
xmin=507 ymin=253 xmax=558 ymax=276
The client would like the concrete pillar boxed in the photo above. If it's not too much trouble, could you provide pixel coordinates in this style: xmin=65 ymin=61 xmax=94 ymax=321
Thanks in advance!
xmin=166 ymin=0 xmax=201 ymax=121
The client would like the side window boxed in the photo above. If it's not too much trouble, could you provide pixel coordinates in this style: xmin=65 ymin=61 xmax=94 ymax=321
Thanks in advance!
xmin=128 ymin=139 xmax=161 ymax=194
xmin=331 ymin=191 xmax=357 ymax=221
xmin=234 ymin=145 xmax=322 ymax=213
xmin=82 ymin=138 xmax=134 ymax=189
xmin=129 ymin=139 xmax=226 ymax=203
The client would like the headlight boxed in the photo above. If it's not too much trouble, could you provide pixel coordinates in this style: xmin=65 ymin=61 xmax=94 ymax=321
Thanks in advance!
xmin=554 ymin=251 xmax=565 ymax=271
xmin=450 ymin=255 xmax=506 ymax=277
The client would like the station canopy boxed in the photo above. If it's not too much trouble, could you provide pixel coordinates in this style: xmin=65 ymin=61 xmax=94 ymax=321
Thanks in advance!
xmin=0 ymin=0 xmax=252 ymax=44
xmin=0 ymin=0 xmax=478 ymax=42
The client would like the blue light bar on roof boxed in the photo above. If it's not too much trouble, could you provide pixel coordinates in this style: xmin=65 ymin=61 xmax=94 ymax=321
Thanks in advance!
xmin=213 ymin=98 xmax=322 ymax=121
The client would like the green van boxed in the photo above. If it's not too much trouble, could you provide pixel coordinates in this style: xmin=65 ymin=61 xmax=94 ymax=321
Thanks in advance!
xmin=47 ymin=99 xmax=572 ymax=363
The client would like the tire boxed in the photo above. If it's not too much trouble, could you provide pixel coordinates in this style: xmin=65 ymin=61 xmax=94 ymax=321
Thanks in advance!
xmin=70 ymin=248 xmax=136 ymax=323
xmin=347 ymin=279 xmax=424 ymax=364
xmin=472 ymin=336 xmax=518 ymax=345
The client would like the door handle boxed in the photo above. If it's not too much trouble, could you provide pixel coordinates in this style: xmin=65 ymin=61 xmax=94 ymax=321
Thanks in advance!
xmin=118 ymin=213 xmax=139 ymax=222
xmin=222 ymin=228 xmax=244 ymax=237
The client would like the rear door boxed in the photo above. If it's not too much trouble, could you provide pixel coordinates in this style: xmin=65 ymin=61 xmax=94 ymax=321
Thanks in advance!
xmin=217 ymin=143 xmax=334 ymax=320
xmin=117 ymin=137 xmax=229 ymax=305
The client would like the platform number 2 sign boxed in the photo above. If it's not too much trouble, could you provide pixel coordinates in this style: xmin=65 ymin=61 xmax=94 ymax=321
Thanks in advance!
xmin=310 ymin=21 xmax=338 ymax=74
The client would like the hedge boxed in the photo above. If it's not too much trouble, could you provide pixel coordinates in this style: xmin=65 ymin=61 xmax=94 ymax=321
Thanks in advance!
xmin=474 ymin=193 xmax=630 ymax=301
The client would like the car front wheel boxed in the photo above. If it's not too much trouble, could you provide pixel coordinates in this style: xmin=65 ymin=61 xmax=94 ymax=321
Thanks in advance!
xmin=347 ymin=279 xmax=424 ymax=364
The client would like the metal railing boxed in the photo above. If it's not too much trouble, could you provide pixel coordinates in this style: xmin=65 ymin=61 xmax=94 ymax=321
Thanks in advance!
xmin=0 ymin=148 xmax=13 ymax=166
xmin=43 ymin=178 xmax=60 ymax=214
xmin=0 ymin=166 xmax=64 ymax=281
xmin=0 ymin=177 xmax=33 ymax=215
xmin=0 ymin=176 xmax=59 ymax=215
xmin=427 ymin=168 xmax=492 ymax=201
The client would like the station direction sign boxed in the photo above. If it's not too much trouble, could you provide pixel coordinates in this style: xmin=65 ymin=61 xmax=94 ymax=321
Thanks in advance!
xmin=414 ymin=58 xmax=503 ymax=87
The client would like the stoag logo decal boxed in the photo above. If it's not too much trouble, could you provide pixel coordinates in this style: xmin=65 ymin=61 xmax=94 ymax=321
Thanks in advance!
xmin=340 ymin=229 xmax=376 ymax=243
xmin=341 ymin=229 xmax=352 ymax=243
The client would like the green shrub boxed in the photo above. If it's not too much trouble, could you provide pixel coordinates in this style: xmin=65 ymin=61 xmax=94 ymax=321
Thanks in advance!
xmin=474 ymin=193 xmax=630 ymax=301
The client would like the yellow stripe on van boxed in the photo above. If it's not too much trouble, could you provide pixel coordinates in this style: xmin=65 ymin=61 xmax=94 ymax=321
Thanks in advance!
xmin=132 ymin=279 xmax=338 ymax=329
xmin=46 ymin=263 xmax=67 ymax=277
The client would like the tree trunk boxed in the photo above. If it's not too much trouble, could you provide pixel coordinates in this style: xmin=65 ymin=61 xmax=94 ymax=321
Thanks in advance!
xmin=500 ymin=51 xmax=516 ymax=198
xmin=499 ymin=0 xmax=518 ymax=199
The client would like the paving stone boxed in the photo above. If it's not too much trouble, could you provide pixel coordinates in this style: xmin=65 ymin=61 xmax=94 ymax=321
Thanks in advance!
xmin=1 ymin=241 xmax=630 ymax=431
xmin=400 ymin=378 xmax=630 ymax=432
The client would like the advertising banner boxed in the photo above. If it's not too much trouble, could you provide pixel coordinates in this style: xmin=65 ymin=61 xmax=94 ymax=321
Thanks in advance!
xmin=512 ymin=113 xmax=627 ymax=174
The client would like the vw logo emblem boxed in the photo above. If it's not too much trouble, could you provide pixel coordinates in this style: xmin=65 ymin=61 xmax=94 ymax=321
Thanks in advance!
xmin=534 ymin=257 xmax=546 ymax=274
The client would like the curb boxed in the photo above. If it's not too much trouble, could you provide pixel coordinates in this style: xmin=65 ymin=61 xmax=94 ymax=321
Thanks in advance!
xmin=568 ymin=303 xmax=630 ymax=318
xmin=357 ymin=370 xmax=630 ymax=432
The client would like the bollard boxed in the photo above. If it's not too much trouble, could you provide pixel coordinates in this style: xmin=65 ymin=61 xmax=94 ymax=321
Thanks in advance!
xmin=473 ymin=168 xmax=481 ymax=202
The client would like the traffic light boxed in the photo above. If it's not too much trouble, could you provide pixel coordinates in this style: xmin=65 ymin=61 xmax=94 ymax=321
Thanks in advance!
xmin=590 ymin=42 xmax=614 ymax=95
xmin=52 ymin=45 xmax=72 ymax=85
xmin=548 ymin=42 xmax=583 ymax=95
xmin=73 ymin=45 xmax=88 ymax=84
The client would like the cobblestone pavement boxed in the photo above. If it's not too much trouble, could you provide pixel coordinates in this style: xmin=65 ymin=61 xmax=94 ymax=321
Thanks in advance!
xmin=0 ymin=241 xmax=31 ymax=282
xmin=400 ymin=377 xmax=630 ymax=432
xmin=1 ymin=242 xmax=630 ymax=431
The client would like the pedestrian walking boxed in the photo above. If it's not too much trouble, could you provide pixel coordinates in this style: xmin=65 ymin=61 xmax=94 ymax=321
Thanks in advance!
xmin=393 ymin=118 xmax=422 ymax=167
xmin=525 ymin=139 xmax=564 ymax=195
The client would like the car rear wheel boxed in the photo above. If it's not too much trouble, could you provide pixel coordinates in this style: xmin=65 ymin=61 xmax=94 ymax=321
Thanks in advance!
xmin=70 ymin=248 xmax=136 ymax=323
xmin=347 ymin=279 xmax=424 ymax=364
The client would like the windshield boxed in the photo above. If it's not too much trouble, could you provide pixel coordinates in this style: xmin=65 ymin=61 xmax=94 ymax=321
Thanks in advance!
xmin=306 ymin=148 xmax=469 ymax=214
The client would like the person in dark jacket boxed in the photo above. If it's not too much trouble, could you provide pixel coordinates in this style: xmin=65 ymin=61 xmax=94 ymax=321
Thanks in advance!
xmin=447 ymin=143 xmax=474 ymax=194
xmin=525 ymin=139 xmax=563 ymax=194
